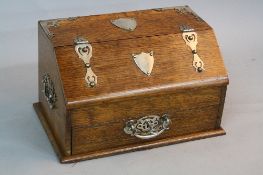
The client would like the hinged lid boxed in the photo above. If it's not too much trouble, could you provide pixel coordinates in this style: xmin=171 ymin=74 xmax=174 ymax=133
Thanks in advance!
xmin=40 ymin=6 xmax=211 ymax=47
xmin=39 ymin=6 xmax=228 ymax=109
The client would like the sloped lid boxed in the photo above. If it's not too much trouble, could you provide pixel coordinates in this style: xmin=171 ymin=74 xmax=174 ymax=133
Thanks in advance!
xmin=42 ymin=6 xmax=228 ymax=108
xmin=40 ymin=6 xmax=211 ymax=47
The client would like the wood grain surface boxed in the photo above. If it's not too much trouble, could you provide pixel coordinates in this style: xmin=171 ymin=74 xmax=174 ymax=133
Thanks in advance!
xmin=35 ymin=6 xmax=229 ymax=162
xmin=71 ymin=86 xmax=222 ymax=127
xmin=40 ymin=7 xmax=211 ymax=47
xmin=38 ymin=23 xmax=71 ymax=155
xmin=55 ymin=29 xmax=228 ymax=107
xmin=72 ymin=104 xmax=221 ymax=154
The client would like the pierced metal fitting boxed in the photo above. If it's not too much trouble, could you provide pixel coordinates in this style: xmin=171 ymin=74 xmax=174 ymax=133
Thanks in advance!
xmin=124 ymin=114 xmax=170 ymax=139
xmin=42 ymin=74 xmax=57 ymax=109
xmin=175 ymin=6 xmax=205 ymax=22
xmin=74 ymin=37 xmax=97 ymax=88
xmin=180 ymin=25 xmax=205 ymax=72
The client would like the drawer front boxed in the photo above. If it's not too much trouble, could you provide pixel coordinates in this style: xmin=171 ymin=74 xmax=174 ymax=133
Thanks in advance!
xmin=72 ymin=105 xmax=220 ymax=154
xmin=71 ymin=93 xmax=221 ymax=154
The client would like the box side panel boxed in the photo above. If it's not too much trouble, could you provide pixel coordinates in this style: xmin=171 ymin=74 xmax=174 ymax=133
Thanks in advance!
xmin=216 ymin=86 xmax=227 ymax=128
xmin=38 ymin=23 xmax=71 ymax=156
xmin=71 ymin=86 xmax=223 ymax=155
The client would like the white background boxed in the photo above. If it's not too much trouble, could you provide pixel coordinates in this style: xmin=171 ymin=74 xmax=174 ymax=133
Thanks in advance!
xmin=0 ymin=0 xmax=263 ymax=175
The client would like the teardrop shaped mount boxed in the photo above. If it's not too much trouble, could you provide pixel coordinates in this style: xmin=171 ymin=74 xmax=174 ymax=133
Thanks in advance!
xmin=111 ymin=18 xmax=137 ymax=31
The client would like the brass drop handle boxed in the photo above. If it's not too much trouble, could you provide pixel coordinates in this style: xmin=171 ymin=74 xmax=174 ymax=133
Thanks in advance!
xmin=124 ymin=114 xmax=170 ymax=139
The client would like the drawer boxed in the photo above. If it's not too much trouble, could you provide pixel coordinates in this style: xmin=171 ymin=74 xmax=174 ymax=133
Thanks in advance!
xmin=72 ymin=105 xmax=220 ymax=155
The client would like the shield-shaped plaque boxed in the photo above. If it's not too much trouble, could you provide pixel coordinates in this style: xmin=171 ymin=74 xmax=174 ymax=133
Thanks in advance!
xmin=132 ymin=51 xmax=154 ymax=76
xmin=111 ymin=18 xmax=137 ymax=31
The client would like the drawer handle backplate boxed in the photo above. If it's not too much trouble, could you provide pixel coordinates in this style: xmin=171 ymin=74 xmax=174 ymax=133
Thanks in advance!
xmin=124 ymin=114 xmax=170 ymax=139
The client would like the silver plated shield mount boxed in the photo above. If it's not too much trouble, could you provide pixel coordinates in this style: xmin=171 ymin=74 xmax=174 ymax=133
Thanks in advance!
xmin=111 ymin=18 xmax=137 ymax=31
xmin=132 ymin=51 xmax=154 ymax=76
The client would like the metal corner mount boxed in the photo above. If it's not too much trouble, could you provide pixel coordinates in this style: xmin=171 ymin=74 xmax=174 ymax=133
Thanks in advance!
xmin=175 ymin=6 xmax=205 ymax=22
xmin=124 ymin=114 xmax=170 ymax=139
xmin=42 ymin=74 xmax=57 ymax=109
xmin=111 ymin=18 xmax=137 ymax=31
xmin=180 ymin=25 xmax=205 ymax=72
xmin=153 ymin=6 xmax=204 ymax=22
xmin=40 ymin=19 xmax=59 ymax=38
xmin=132 ymin=51 xmax=154 ymax=76
xmin=74 ymin=37 xmax=97 ymax=88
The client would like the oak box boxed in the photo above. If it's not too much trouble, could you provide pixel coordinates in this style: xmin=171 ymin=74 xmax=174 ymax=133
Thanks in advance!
xmin=34 ymin=6 xmax=229 ymax=163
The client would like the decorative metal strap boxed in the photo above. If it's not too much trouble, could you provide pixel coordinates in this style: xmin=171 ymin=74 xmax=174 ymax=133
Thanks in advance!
xmin=42 ymin=74 xmax=57 ymax=109
xmin=180 ymin=25 xmax=205 ymax=72
xmin=74 ymin=37 xmax=97 ymax=87
xmin=124 ymin=114 xmax=170 ymax=139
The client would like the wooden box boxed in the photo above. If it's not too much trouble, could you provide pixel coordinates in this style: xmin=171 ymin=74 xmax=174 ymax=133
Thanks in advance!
xmin=34 ymin=6 xmax=229 ymax=163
